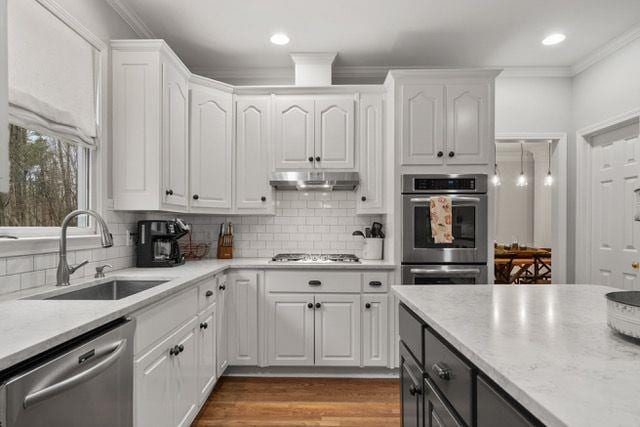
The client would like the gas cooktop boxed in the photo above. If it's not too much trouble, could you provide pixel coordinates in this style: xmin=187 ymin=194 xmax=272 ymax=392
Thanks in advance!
xmin=271 ymin=253 xmax=360 ymax=263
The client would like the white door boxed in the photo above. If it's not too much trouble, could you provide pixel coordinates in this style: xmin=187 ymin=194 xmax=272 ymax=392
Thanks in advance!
xmin=590 ymin=126 xmax=640 ymax=290
xmin=274 ymin=96 xmax=315 ymax=170
xmin=266 ymin=293 xmax=315 ymax=366
xmin=401 ymin=84 xmax=445 ymax=165
xmin=189 ymin=84 xmax=233 ymax=212
xmin=357 ymin=93 xmax=384 ymax=214
xmin=197 ymin=305 xmax=217 ymax=403
xmin=235 ymin=96 xmax=273 ymax=213
xmin=314 ymin=293 xmax=361 ymax=366
xmin=315 ymin=97 xmax=355 ymax=169
xmin=216 ymin=276 xmax=228 ymax=376
xmin=134 ymin=341 xmax=173 ymax=427
xmin=173 ymin=322 xmax=198 ymax=427
xmin=445 ymin=84 xmax=489 ymax=165
xmin=227 ymin=271 xmax=258 ymax=365
xmin=362 ymin=295 xmax=388 ymax=367
xmin=162 ymin=62 xmax=189 ymax=210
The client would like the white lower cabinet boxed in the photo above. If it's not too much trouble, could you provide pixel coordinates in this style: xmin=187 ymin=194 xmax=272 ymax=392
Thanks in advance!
xmin=362 ymin=295 xmax=388 ymax=367
xmin=266 ymin=293 xmax=315 ymax=366
xmin=216 ymin=275 xmax=229 ymax=376
xmin=227 ymin=271 xmax=259 ymax=365
xmin=314 ymin=294 xmax=361 ymax=366
xmin=197 ymin=304 xmax=217 ymax=403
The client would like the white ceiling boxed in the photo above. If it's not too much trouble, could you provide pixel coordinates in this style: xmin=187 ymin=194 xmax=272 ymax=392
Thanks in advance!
xmin=122 ymin=0 xmax=640 ymax=74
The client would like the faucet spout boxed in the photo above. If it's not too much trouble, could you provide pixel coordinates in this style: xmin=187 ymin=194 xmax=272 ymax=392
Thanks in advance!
xmin=57 ymin=210 xmax=113 ymax=286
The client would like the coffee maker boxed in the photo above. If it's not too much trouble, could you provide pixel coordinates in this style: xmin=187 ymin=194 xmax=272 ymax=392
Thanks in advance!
xmin=136 ymin=219 xmax=189 ymax=267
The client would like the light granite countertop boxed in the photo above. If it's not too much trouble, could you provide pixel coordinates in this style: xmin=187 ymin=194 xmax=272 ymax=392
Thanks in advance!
xmin=392 ymin=284 xmax=640 ymax=427
xmin=0 ymin=258 xmax=395 ymax=372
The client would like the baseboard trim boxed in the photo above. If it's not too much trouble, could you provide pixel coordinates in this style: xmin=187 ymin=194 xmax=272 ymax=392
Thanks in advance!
xmin=225 ymin=366 xmax=399 ymax=379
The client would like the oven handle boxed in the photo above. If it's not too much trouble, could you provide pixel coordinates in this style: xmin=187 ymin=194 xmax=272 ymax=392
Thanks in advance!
xmin=23 ymin=339 xmax=127 ymax=409
xmin=410 ymin=268 xmax=481 ymax=276
xmin=409 ymin=197 xmax=481 ymax=203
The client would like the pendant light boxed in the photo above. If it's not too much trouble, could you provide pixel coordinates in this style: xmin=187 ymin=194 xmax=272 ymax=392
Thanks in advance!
xmin=544 ymin=140 xmax=554 ymax=186
xmin=491 ymin=163 xmax=501 ymax=186
xmin=516 ymin=141 xmax=528 ymax=187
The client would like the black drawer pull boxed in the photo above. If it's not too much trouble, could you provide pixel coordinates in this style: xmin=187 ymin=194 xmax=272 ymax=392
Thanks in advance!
xmin=205 ymin=290 xmax=213 ymax=297
xmin=409 ymin=384 xmax=422 ymax=396
xmin=432 ymin=363 xmax=452 ymax=381
xmin=308 ymin=280 xmax=321 ymax=286
xmin=200 ymin=322 xmax=208 ymax=329
xmin=219 ymin=284 xmax=226 ymax=291
xmin=369 ymin=281 xmax=382 ymax=287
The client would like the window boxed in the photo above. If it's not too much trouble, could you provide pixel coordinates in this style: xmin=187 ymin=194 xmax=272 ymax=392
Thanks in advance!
xmin=0 ymin=124 xmax=90 ymax=230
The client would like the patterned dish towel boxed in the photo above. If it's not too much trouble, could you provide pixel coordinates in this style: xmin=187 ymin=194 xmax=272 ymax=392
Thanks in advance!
xmin=430 ymin=196 xmax=454 ymax=244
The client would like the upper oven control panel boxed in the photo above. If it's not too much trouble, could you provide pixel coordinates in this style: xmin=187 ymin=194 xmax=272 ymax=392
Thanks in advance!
xmin=402 ymin=174 xmax=487 ymax=194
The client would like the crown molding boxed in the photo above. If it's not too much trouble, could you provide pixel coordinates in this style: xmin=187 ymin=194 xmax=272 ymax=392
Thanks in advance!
xmin=104 ymin=0 xmax=155 ymax=38
xmin=572 ymin=22 xmax=640 ymax=75
xmin=498 ymin=67 xmax=573 ymax=78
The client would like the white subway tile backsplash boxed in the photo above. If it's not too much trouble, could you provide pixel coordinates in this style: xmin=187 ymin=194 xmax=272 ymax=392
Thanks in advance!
xmin=1 ymin=275 xmax=21 ymax=293
xmin=6 ymin=256 xmax=34 ymax=275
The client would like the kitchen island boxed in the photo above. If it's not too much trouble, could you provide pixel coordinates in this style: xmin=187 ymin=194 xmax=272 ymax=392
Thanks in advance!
xmin=393 ymin=284 xmax=640 ymax=427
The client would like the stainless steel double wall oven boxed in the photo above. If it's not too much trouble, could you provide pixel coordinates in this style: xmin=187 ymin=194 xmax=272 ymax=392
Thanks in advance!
xmin=402 ymin=174 xmax=488 ymax=284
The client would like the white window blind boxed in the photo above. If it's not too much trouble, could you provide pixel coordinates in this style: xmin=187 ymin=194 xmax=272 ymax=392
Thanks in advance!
xmin=7 ymin=0 xmax=97 ymax=147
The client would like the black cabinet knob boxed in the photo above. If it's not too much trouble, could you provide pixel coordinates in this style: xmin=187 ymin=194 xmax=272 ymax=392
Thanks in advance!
xmin=193 ymin=194 xmax=199 ymax=200
xmin=219 ymin=285 xmax=226 ymax=291
xmin=448 ymin=151 xmax=455 ymax=157
xmin=315 ymin=156 xmax=321 ymax=162
xmin=408 ymin=384 xmax=421 ymax=396
xmin=361 ymin=196 xmax=367 ymax=202
xmin=308 ymin=156 xmax=314 ymax=162
xmin=205 ymin=290 xmax=213 ymax=297
xmin=315 ymin=302 xmax=322 ymax=309
xmin=178 ymin=344 xmax=184 ymax=353
xmin=169 ymin=345 xmax=179 ymax=356
xmin=165 ymin=189 xmax=173 ymax=196
xmin=200 ymin=322 xmax=208 ymax=330
xmin=365 ymin=303 xmax=371 ymax=309
xmin=307 ymin=303 xmax=314 ymax=309
xmin=437 ymin=151 xmax=444 ymax=158
xmin=261 ymin=196 xmax=267 ymax=202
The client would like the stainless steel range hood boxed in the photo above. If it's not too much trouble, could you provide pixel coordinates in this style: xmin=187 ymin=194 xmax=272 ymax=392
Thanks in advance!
xmin=269 ymin=171 xmax=359 ymax=191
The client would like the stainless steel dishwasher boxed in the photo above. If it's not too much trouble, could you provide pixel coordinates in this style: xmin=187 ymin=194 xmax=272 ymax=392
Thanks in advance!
xmin=0 ymin=318 xmax=135 ymax=427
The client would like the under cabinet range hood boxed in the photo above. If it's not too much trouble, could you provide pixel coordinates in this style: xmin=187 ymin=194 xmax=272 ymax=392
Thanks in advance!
xmin=269 ymin=171 xmax=359 ymax=191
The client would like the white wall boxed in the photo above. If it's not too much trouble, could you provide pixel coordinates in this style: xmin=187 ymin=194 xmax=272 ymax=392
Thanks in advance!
xmin=494 ymin=155 xmax=535 ymax=246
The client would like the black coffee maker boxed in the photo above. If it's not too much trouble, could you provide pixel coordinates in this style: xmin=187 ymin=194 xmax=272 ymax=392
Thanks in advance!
xmin=136 ymin=219 xmax=189 ymax=267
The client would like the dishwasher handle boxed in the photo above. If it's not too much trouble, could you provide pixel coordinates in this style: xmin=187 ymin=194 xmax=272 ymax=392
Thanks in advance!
xmin=23 ymin=339 xmax=127 ymax=409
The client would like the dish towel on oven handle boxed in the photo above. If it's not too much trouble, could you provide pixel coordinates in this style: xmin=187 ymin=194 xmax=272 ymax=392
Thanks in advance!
xmin=430 ymin=196 xmax=454 ymax=244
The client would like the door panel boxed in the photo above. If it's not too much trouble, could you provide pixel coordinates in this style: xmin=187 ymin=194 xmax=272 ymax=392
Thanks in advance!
xmin=267 ymin=293 xmax=315 ymax=365
xmin=274 ymin=96 xmax=315 ymax=169
xmin=315 ymin=97 xmax=355 ymax=169
xmin=227 ymin=272 xmax=258 ymax=365
xmin=401 ymin=85 xmax=444 ymax=165
xmin=445 ymin=84 xmax=489 ymax=165
xmin=189 ymin=85 xmax=232 ymax=212
xmin=357 ymin=93 xmax=384 ymax=213
xmin=314 ymin=294 xmax=361 ymax=366
xmin=197 ymin=306 xmax=217 ymax=402
xmin=216 ymin=276 xmax=228 ymax=376
xmin=173 ymin=323 xmax=198 ymax=427
xmin=134 ymin=343 xmax=173 ymax=427
xmin=362 ymin=295 xmax=388 ymax=366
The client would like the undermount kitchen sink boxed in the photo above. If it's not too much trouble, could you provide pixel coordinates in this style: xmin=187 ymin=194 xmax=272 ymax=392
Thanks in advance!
xmin=41 ymin=279 xmax=168 ymax=301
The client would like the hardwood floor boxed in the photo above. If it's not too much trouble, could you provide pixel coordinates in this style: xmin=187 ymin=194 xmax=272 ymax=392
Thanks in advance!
xmin=192 ymin=377 xmax=401 ymax=426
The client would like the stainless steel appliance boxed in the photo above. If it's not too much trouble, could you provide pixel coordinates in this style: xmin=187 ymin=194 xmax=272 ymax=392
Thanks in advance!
xmin=0 ymin=318 xmax=134 ymax=427
xmin=269 ymin=171 xmax=359 ymax=191
xmin=402 ymin=174 xmax=488 ymax=284
xmin=271 ymin=253 xmax=360 ymax=263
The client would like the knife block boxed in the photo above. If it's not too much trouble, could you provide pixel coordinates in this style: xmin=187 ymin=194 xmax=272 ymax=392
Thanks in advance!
xmin=216 ymin=234 xmax=233 ymax=259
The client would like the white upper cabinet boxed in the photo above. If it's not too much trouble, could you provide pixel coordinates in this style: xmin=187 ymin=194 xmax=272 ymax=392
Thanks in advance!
xmin=274 ymin=96 xmax=315 ymax=170
xmin=445 ymin=83 xmax=490 ymax=165
xmin=235 ymin=95 xmax=274 ymax=214
xmin=315 ymin=96 xmax=355 ymax=169
xmin=357 ymin=93 xmax=384 ymax=214
xmin=401 ymin=84 xmax=445 ymax=165
xmin=273 ymin=95 xmax=355 ymax=170
xmin=189 ymin=80 xmax=233 ymax=213
xmin=112 ymin=40 xmax=190 ymax=211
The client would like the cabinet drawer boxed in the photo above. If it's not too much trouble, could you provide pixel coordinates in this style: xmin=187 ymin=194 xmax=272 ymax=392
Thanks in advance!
xmin=398 ymin=303 xmax=424 ymax=364
xmin=424 ymin=377 xmax=464 ymax=427
xmin=197 ymin=276 xmax=217 ymax=312
xmin=477 ymin=375 xmax=539 ymax=427
xmin=134 ymin=287 xmax=198 ymax=353
xmin=424 ymin=327 xmax=473 ymax=426
xmin=362 ymin=272 xmax=389 ymax=293
xmin=265 ymin=271 xmax=361 ymax=293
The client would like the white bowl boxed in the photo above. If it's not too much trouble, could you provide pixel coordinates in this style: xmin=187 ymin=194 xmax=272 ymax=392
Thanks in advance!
xmin=606 ymin=291 xmax=640 ymax=339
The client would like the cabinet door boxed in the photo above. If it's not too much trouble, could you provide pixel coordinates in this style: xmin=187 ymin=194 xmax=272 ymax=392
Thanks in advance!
xmin=236 ymin=96 xmax=274 ymax=213
xmin=477 ymin=375 xmax=537 ymax=427
xmin=274 ymin=96 xmax=315 ymax=170
xmin=173 ymin=322 xmax=199 ymax=427
xmin=0 ymin=0 xmax=8 ymax=194
xmin=401 ymin=84 xmax=445 ymax=165
xmin=197 ymin=305 xmax=217 ymax=403
xmin=445 ymin=83 xmax=490 ymax=165
xmin=134 ymin=340 xmax=173 ymax=427
xmin=162 ymin=62 xmax=189 ymax=210
xmin=400 ymin=347 xmax=423 ymax=427
xmin=315 ymin=97 xmax=355 ymax=169
xmin=216 ymin=276 xmax=228 ymax=376
xmin=424 ymin=378 xmax=463 ymax=427
xmin=189 ymin=84 xmax=233 ymax=212
xmin=266 ymin=293 xmax=315 ymax=366
xmin=362 ymin=295 xmax=388 ymax=366
xmin=227 ymin=271 xmax=258 ymax=365
xmin=357 ymin=93 xmax=384 ymax=213
xmin=314 ymin=293 xmax=361 ymax=366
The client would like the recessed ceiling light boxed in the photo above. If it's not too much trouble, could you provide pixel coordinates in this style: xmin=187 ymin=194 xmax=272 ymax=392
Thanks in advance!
xmin=542 ymin=33 xmax=566 ymax=46
xmin=270 ymin=33 xmax=290 ymax=46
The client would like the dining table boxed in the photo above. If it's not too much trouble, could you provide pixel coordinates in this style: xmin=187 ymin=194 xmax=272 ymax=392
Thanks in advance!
xmin=494 ymin=247 xmax=551 ymax=284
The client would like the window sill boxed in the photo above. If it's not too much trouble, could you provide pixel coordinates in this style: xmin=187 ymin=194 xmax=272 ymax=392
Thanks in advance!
xmin=0 ymin=234 xmax=102 ymax=258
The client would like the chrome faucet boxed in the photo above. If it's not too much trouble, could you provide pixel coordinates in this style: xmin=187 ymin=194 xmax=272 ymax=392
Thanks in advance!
xmin=57 ymin=210 xmax=113 ymax=286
